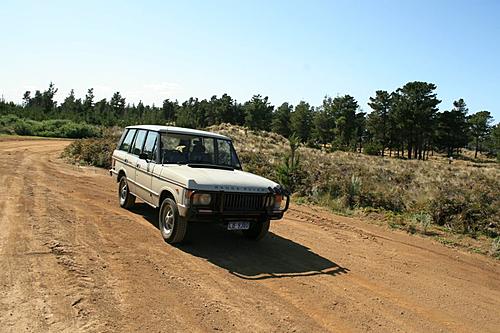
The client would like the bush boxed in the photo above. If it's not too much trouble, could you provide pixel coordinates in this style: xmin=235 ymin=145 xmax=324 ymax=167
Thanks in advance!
xmin=0 ymin=115 xmax=101 ymax=138
xmin=428 ymin=182 xmax=498 ymax=236
xmin=62 ymin=134 xmax=118 ymax=168
xmin=364 ymin=142 xmax=382 ymax=156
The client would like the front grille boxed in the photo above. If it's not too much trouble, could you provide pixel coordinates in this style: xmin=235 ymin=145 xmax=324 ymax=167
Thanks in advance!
xmin=223 ymin=193 xmax=267 ymax=211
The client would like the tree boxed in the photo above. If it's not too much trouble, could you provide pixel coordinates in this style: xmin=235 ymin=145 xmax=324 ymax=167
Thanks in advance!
xmin=60 ymin=89 xmax=81 ymax=118
xmin=110 ymin=92 xmax=126 ymax=116
xmin=243 ymin=95 xmax=273 ymax=130
xmin=83 ymin=88 xmax=94 ymax=110
xmin=392 ymin=82 xmax=440 ymax=159
xmin=162 ymin=99 xmax=177 ymax=123
xmin=290 ymin=101 xmax=314 ymax=143
xmin=484 ymin=123 xmax=500 ymax=160
xmin=436 ymin=99 xmax=469 ymax=156
xmin=367 ymin=90 xmax=391 ymax=156
xmin=354 ymin=111 xmax=366 ymax=153
xmin=468 ymin=111 xmax=493 ymax=158
xmin=272 ymin=102 xmax=292 ymax=137
xmin=312 ymin=96 xmax=336 ymax=146
xmin=41 ymin=82 xmax=58 ymax=112
xmin=210 ymin=94 xmax=237 ymax=124
xmin=176 ymin=97 xmax=205 ymax=128
xmin=331 ymin=95 xmax=359 ymax=150
xmin=22 ymin=91 xmax=31 ymax=107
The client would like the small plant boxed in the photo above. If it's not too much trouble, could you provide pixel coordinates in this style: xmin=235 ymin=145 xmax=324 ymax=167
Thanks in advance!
xmin=407 ymin=222 xmax=417 ymax=234
xmin=276 ymin=135 xmax=304 ymax=193
xmin=489 ymin=237 xmax=500 ymax=259
xmin=346 ymin=175 xmax=362 ymax=208
xmin=412 ymin=212 xmax=432 ymax=234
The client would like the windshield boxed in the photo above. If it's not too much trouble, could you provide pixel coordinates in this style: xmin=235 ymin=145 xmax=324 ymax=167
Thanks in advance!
xmin=160 ymin=132 xmax=241 ymax=169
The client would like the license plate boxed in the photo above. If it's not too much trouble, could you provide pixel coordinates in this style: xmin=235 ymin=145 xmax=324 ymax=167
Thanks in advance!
xmin=227 ymin=221 xmax=250 ymax=230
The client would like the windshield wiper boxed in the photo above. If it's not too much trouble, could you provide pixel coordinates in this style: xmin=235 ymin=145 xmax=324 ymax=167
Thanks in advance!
xmin=187 ymin=163 xmax=234 ymax=171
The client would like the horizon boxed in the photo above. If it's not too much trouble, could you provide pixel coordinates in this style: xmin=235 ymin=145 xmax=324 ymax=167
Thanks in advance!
xmin=1 ymin=0 xmax=499 ymax=121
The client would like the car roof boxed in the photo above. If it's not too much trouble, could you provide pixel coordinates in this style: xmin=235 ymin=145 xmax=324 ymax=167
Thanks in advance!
xmin=125 ymin=125 xmax=230 ymax=140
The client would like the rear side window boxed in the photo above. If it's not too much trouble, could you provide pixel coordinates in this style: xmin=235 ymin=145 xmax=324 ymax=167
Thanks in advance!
xmin=143 ymin=131 xmax=158 ymax=161
xmin=131 ymin=130 xmax=147 ymax=155
xmin=120 ymin=129 xmax=136 ymax=151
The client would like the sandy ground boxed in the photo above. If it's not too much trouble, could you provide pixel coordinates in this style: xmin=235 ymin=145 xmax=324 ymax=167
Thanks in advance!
xmin=0 ymin=138 xmax=499 ymax=333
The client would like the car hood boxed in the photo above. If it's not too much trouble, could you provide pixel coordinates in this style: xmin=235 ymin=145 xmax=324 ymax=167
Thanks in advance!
xmin=159 ymin=165 xmax=279 ymax=193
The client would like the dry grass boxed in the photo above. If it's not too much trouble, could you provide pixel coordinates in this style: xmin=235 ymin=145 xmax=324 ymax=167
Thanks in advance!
xmin=208 ymin=124 xmax=500 ymax=253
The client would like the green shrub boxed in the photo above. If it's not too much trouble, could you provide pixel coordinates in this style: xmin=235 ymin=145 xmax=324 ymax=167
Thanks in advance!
xmin=0 ymin=115 xmax=101 ymax=138
xmin=364 ymin=142 xmax=382 ymax=156
xmin=276 ymin=136 xmax=304 ymax=193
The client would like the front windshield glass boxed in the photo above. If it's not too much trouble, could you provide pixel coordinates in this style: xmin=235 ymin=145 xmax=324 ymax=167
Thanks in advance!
xmin=160 ymin=133 xmax=241 ymax=169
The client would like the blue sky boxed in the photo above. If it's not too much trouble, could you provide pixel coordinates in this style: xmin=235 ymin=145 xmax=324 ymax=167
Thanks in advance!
xmin=1 ymin=0 xmax=499 ymax=121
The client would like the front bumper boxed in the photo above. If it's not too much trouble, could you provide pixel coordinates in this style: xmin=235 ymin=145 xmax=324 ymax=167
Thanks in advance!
xmin=182 ymin=190 xmax=289 ymax=223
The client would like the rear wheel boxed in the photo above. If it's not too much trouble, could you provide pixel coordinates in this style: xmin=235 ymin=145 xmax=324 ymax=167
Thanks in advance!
xmin=118 ymin=177 xmax=135 ymax=209
xmin=243 ymin=219 xmax=270 ymax=240
xmin=159 ymin=198 xmax=187 ymax=244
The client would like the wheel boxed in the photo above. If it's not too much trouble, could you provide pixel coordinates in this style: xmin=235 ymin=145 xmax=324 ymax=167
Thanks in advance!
xmin=243 ymin=219 xmax=270 ymax=240
xmin=118 ymin=176 xmax=135 ymax=209
xmin=159 ymin=198 xmax=187 ymax=244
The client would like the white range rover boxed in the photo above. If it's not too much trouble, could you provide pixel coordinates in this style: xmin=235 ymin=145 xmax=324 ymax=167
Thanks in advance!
xmin=110 ymin=125 xmax=289 ymax=244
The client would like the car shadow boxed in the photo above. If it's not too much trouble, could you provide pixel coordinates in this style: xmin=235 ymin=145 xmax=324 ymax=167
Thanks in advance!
xmin=130 ymin=202 xmax=349 ymax=280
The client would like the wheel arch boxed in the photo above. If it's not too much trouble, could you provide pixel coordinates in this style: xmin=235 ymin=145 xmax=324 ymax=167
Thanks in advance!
xmin=159 ymin=188 xmax=176 ymax=205
xmin=117 ymin=169 xmax=127 ymax=183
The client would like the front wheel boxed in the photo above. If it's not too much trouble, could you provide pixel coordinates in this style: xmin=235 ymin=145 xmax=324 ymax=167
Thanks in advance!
xmin=159 ymin=198 xmax=187 ymax=244
xmin=118 ymin=177 xmax=135 ymax=209
xmin=243 ymin=219 xmax=270 ymax=241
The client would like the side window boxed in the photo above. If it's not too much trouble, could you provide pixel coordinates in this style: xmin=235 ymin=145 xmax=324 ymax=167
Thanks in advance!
xmin=131 ymin=130 xmax=147 ymax=156
xmin=143 ymin=131 xmax=158 ymax=161
xmin=160 ymin=134 xmax=188 ymax=164
xmin=216 ymin=139 xmax=232 ymax=166
xmin=119 ymin=129 xmax=136 ymax=152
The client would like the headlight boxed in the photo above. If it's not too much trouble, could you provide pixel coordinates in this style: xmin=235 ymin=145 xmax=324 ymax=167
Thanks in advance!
xmin=273 ymin=194 xmax=283 ymax=210
xmin=192 ymin=193 xmax=212 ymax=205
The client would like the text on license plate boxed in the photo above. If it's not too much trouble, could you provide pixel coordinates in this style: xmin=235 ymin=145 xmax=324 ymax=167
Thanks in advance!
xmin=227 ymin=221 xmax=250 ymax=230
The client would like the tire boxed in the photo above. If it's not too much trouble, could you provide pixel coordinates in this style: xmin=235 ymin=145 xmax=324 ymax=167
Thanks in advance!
xmin=118 ymin=176 xmax=135 ymax=209
xmin=159 ymin=198 xmax=187 ymax=244
xmin=243 ymin=219 xmax=270 ymax=241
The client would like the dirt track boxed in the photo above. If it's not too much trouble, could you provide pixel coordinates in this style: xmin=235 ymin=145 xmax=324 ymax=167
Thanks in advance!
xmin=0 ymin=138 xmax=499 ymax=333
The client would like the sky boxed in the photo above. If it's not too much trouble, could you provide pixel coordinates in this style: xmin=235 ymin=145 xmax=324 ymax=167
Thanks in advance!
xmin=1 ymin=0 xmax=499 ymax=121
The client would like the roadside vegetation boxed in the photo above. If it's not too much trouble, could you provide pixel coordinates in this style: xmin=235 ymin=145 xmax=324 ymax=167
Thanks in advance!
xmin=0 ymin=114 xmax=100 ymax=138
xmin=61 ymin=128 xmax=120 ymax=168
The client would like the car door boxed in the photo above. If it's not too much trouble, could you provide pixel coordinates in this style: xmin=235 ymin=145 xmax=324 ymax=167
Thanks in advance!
xmin=135 ymin=130 xmax=159 ymax=204
xmin=128 ymin=129 xmax=147 ymax=195
xmin=114 ymin=128 xmax=136 ymax=179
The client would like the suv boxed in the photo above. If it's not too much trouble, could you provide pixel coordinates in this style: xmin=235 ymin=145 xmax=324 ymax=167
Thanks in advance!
xmin=110 ymin=125 xmax=289 ymax=244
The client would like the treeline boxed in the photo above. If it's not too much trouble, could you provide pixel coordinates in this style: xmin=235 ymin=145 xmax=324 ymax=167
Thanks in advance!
xmin=1 ymin=81 xmax=498 ymax=159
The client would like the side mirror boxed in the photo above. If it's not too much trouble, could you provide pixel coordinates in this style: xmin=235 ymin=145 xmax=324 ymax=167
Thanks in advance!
xmin=139 ymin=152 xmax=149 ymax=161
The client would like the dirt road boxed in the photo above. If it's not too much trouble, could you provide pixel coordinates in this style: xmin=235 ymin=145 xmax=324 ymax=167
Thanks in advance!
xmin=0 ymin=138 xmax=499 ymax=333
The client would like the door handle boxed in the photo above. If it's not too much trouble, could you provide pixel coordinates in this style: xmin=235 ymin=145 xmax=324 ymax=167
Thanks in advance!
xmin=136 ymin=164 xmax=140 ymax=168
xmin=125 ymin=159 xmax=128 ymax=163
